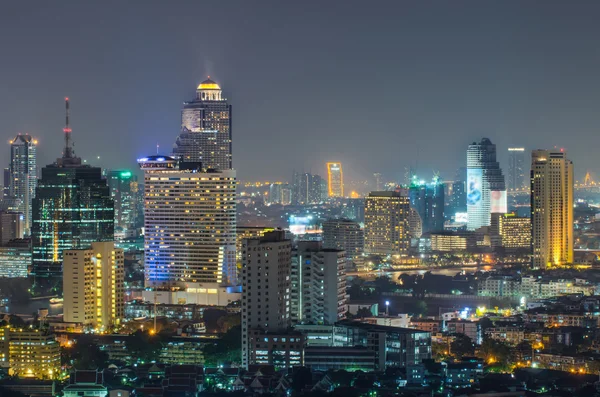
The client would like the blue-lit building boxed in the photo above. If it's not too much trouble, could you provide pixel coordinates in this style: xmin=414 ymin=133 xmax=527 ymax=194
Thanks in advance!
xmin=409 ymin=176 xmax=445 ymax=234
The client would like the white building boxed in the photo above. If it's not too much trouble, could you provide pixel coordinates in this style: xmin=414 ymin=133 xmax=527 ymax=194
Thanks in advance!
xmin=241 ymin=230 xmax=292 ymax=368
xmin=138 ymin=156 xmax=237 ymax=287
xmin=63 ymin=242 xmax=124 ymax=331
xmin=291 ymin=241 xmax=347 ymax=325
xmin=322 ymin=219 xmax=363 ymax=265
xmin=8 ymin=134 xmax=37 ymax=233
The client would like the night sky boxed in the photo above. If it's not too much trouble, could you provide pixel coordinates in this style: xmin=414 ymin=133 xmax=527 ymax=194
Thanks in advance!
xmin=2 ymin=1 xmax=600 ymax=183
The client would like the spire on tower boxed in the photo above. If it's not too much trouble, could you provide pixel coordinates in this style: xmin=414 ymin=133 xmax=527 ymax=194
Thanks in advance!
xmin=62 ymin=97 xmax=74 ymax=159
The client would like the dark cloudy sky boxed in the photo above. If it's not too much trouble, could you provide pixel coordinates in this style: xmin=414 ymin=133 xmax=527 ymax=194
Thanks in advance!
xmin=1 ymin=1 xmax=599 ymax=183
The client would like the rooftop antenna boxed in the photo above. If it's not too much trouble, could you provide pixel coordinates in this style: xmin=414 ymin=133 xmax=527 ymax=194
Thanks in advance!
xmin=156 ymin=143 xmax=159 ymax=155
xmin=63 ymin=97 xmax=74 ymax=158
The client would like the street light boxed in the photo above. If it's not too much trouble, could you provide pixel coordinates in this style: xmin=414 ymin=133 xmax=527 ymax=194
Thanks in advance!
xmin=385 ymin=300 xmax=390 ymax=316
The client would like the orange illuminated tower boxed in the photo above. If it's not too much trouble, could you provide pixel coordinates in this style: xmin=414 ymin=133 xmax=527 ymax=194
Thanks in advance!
xmin=327 ymin=162 xmax=343 ymax=198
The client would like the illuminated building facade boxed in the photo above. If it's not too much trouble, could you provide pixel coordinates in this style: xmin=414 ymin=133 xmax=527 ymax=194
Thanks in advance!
xmin=8 ymin=134 xmax=37 ymax=233
xmin=241 ymin=230 xmax=292 ymax=368
xmin=173 ymin=78 xmax=232 ymax=170
xmin=364 ymin=191 xmax=410 ymax=256
xmin=63 ymin=242 xmax=125 ymax=331
xmin=491 ymin=212 xmax=531 ymax=251
xmin=268 ymin=183 xmax=292 ymax=205
xmin=2 ymin=328 xmax=60 ymax=379
xmin=107 ymin=170 xmax=139 ymax=233
xmin=31 ymin=165 xmax=114 ymax=281
xmin=467 ymin=138 xmax=506 ymax=230
xmin=290 ymin=241 xmax=347 ymax=325
xmin=0 ymin=240 xmax=30 ymax=278
xmin=322 ymin=218 xmax=364 ymax=261
xmin=531 ymin=150 xmax=573 ymax=268
xmin=327 ymin=162 xmax=343 ymax=198
xmin=139 ymin=155 xmax=237 ymax=287
xmin=0 ymin=210 xmax=24 ymax=244
xmin=292 ymin=171 xmax=323 ymax=205
xmin=507 ymin=148 xmax=527 ymax=191
xmin=408 ymin=176 xmax=445 ymax=234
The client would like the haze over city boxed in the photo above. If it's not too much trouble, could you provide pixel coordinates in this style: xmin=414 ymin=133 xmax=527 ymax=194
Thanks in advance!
xmin=2 ymin=1 xmax=600 ymax=182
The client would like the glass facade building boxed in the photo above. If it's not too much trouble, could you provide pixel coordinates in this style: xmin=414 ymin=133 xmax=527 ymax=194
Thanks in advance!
xmin=8 ymin=134 xmax=37 ymax=233
xmin=107 ymin=169 xmax=139 ymax=233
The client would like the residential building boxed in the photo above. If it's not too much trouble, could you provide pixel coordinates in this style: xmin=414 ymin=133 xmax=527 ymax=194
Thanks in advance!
xmin=490 ymin=212 xmax=531 ymax=251
xmin=290 ymin=241 xmax=347 ymax=325
xmin=364 ymin=191 xmax=410 ymax=256
xmin=241 ymin=230 xmax=292 ymax=368
xmin=63 ymin=242 xmax=125 ymax=331
xmin=139 ymin=156 xmax=237 ymax=287
xmin=173 ymin=78 xmax=232 ymax=170
xmin=2 ymin=328 xmax=60 ymax=379
xmin=326 ymin=163 xmax=343 ymax=198
xmin=531 ymin=149 xmax=574 ymax=268
xmin=408 ymin=176 xmax=445 ymax=234
xmin=446 ymin=319 xmax=479 ymax=343
xmin=322 ymin=218 xmax=363 ymax=262
xmin=292 ymin=172 xmax=323 ymax=205
xmin=0 ymin=210 xmax=24 ymax=244
xmin=467 ymin=138 xmax=506 ymax=230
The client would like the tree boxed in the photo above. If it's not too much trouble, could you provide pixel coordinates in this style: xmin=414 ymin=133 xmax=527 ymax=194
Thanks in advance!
xmin=126 ymin=330 xmax=163 ymax=364
xmin=8 ymin=315 xmax=26 ymax=328
xmin=450 ymin=334 xmax=475 ymax=358
xmin=292 ymin=366 xmax=313 ymax=391
xmin=373 ymin=276 xmax=397 ymax=294
xmin=216 ymin=313 xmax=241 ymax=333
xmin=355 ymin=307 xmax=372 ymax=319
xmin=479 ymin=337 xmax=512 ymax=366
xmin=202 ymin=325 xmax=241 ymax=366
xmin=64 ymin=338 xmax=109 ymax=369
xmin=478 ymin=317 xmax=494 ymax=333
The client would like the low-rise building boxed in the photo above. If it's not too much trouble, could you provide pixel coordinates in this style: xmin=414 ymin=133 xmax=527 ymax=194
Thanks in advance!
xmin=446 ymin=319 xmax=479 ymax=343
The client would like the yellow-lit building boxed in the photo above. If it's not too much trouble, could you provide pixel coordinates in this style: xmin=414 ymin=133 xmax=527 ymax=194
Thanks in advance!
xmin=327 ymin=162 xmax=344 ymax=198
xmin=364 ymin=191 xmax=410 ymax=256
xmin=63 ymin=242 xmax=124 ymax=331
xmin=531 ymin=150 xmax=573 ymax=268
xmin=430 ymin=232 xmax=469 ymax=252
xmin=1 ymin=327 xmax=60 ymax=379
xmin=493 ymin=213 xmax=531 ymax=250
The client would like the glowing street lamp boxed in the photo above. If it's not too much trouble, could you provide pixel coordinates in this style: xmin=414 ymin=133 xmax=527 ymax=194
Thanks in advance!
xmin=385 ymin=300 xmax=390 ymax=316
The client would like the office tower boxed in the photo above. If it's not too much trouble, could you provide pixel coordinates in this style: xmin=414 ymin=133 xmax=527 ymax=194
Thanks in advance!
xmin=374 ymin=173 xmax=382 ymax=191
xmin=322 ymin=219 xmax=364 ymax=262
xmin=32 ymin=99 xmax=114 ymax=283
xmin=507 ymin=148 xmax=526 ymax=191
xmin=63 ymin=242 xmax=124 ymax=330
xmin=2 ymin=168 xmax=9 ymax=201
xmin=292 ymin=171 xmax=323 ymax=205
xmin=448 ymin=167 xmax=467 ymax=217
xmin=107 ymin=170 xmax=138 ymax=233
xmin=341 ymin=198 xmax=365 ymax=222
xmin=290 ymin=241 xmax=347 ymax=325
xmin=466 ymin=138 xmax=506 ymax=231
xmin=139 ymin=155 xmax=237 ymax=287
xmin=490 ymin=213 xmax=531 ymax=252
xmin=364 ymin=191 xmax=410 ymax=256
xmin=173 ymin=78 xmax=232 ymax=170
xmin=8 ymin=134 xmax=37 ymax=233
xmin=0 ymin=239 xmax=31 ymax=278
xmin=531 ymin=150 xmax=573 ymax=268
xmin=241 ymin=230 xmax=292 ymax=368
xmin=0 ymin=210 xmax=24 ymax=245
xmin=327 ymin=162 xmax=344 ymax=198
xmin=408 ymin=176 xmax=445 ymax=234
xmin=0 ymin=327 xmax=60 ymax=379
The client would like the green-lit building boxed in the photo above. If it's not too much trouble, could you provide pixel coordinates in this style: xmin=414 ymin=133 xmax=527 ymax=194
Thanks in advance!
xmin=107 ymin=169 xmax=139 ymax=233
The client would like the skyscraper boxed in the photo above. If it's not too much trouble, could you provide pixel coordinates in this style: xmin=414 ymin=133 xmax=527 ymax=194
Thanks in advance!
xmin=139 ymin=155 xmax=237 ymax=287
xmin=364 ymin=191 xmax=410 ymax=256
xmin=31 ymin=99 xmax=114 ymax=285
xmin=408 ymin=176 xmax=445 ymax=234
xmin=531 ymin=149 xmax=573 ymax=268
xmin=63 ymin=242 xmax=125 ymax=331
xmin=466 ymin=138 xmax=506 ymax=231
xmin=322 ymin=218 xmax=364 ymax=263
xmin=292 ymin=171 xmax=323 ymax=205
xmin=107 ymin=170 xmax=138 ymax=234
xmin=8 ymin=134 xmax=37 ymax=233
xmin=173 ymin=78 xmax=232 ymax=170
xmin=327 ymin=162 xmax=343 ymax=198
xmin=507 ymin=148 xmax=526 ymax=191
xmin=241 ymin=230 xmax=293 ymax=368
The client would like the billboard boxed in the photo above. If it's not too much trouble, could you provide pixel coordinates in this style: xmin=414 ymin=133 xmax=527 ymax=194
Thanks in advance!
xmin=466 ymin=168 xmax=483 ymax=208
xmin=490 ymin=190 xmax=507 ymax=213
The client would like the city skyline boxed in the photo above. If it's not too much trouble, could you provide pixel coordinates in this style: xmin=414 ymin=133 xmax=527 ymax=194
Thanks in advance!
xmin=2 ymin=2 xmax=600 ymax=182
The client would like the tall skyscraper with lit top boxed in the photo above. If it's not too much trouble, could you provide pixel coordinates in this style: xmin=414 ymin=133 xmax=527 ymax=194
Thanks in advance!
xmin=173 ymin=78 xmax=232 ymax=170
xmin=531 ymin=149 xmax=573 ymax=268
xmin=138 ymin=155 xmax=237 ymax=288
xmin=507 ymin=147 xmax=526 ymax=191
xmin=327 ymin=162 xmax=343 ymax=198
xmin=31 ymin=99 xmax=114 ymax=286
xmin=466 ymin=138 xmax=506 ymax=231
xmin=8 ymin=134 xmax=37 ymax=233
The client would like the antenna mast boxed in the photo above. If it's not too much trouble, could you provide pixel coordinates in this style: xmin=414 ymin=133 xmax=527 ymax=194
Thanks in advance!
xmin=63 ymin=97 xmax=73 ymax=158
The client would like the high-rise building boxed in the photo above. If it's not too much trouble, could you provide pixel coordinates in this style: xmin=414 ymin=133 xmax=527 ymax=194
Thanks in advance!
xmin=364 ymin=191 xmax=410 ymax=256
xmin=373 ymin=173 xmax=382 ymax=191
xmin=290 ymin=241 xmax=347 ymax=325
xmin=0 ymin=328 xmax=60 ymax=379
xmin=490 ymin=212 xmax=531 ymax=252
xmin=507 ymin=148 xmax=527 ymax=191
xmin=268 ymin=183 xmax=291 ymax=206
xmin=2 ymin=167 xmax=9 ymax=202
xmin=8 ymin=134 xmax=37 ymax=233
xmin=107 ymin=170 xmax=138 ymax=234
xmin=0 ymin=210 xmax=24 ymax=245
xmin=173 ymin=78 xmax=232 ymax=170
xmin=327 ymin=162 xmax=343 ymax=198
xmin=241 ymin=230 xmax=292 ymax=368
xmin=292 ymin=172 xmax=323 ymax=205
xmin=63 ymin=242 xmax=124 ymax=331
xmin=408 ymin=176 xmax=445 ymax=234
xmin=322 ymin=219 xmax=364 ymax=262
xmin=466 ymin=138 xmax=506 ymax=231
xmin=139 ymin=155 xmax=237 ymax=287
xmin=0 ymin=239 xmax=31 ymax=278
xmin=531 ymin=150 xmax=573 ymax=268
xmin=31 ymin=99 xmax=114 ymax=284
